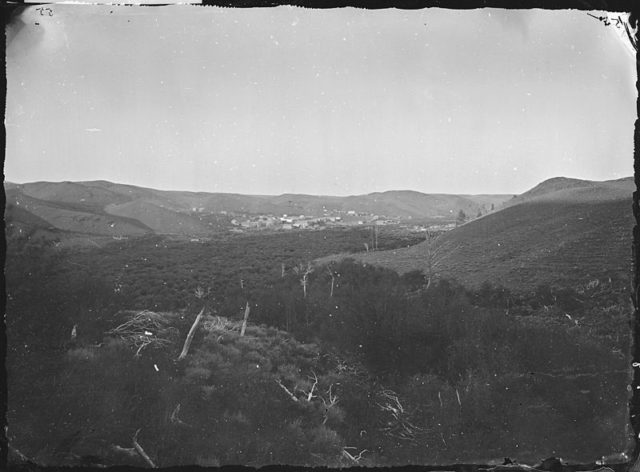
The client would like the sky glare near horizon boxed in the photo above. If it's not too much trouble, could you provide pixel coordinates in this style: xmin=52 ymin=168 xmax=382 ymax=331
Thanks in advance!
xmin=5 ymin=6 xmax=636 ymax=196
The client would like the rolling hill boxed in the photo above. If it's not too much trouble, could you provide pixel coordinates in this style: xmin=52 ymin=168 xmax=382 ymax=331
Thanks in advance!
xmin=5 ymin=187 xmax=151 ymax=238
xmin=318 ymin=177 xmax=635 ymax=292
xmin=4 ymin=180 xmax=514 ymax=242
xmin=505 ymin=176 xmax=634 ymax=206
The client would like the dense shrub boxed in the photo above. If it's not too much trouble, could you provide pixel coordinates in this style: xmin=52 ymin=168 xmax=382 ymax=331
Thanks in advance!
xmin=5 ymin=236 xmax=631 ymax=466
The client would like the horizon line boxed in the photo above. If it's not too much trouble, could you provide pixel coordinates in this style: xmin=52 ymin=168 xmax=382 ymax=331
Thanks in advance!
xmin=4 ymin=175 xmax=633 ymax=198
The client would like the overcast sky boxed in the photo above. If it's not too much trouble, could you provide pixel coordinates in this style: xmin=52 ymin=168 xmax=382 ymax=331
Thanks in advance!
xmin=5 ymin=6 xmax=636 ymax=196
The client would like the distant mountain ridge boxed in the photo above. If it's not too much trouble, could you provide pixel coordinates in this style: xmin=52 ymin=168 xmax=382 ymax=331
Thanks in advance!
xmin=4 ymin=179 xmax=514 ymax=243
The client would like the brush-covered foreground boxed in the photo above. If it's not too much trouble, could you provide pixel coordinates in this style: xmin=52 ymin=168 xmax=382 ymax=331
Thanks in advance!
xmin=6 ymin=232 xmax=632 ymax=467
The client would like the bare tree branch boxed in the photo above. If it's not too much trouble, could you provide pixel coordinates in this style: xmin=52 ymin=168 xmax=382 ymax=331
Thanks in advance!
xmin=169 ymin=403 xmax=191 ymax=428
xmin=321 ymin=384 xmax=339 ymax=424
xmin=305 ymin=372 xmax=318 ymax=402
xmin=132 ymin=429 xmax=157 ymax=468
xmin=376 ymin=388 xmax=424 ymax=443
xmin=106 ymin=310 xmax=176 ymax=356
xmin=275 ymin=378 xmax=299 ymax=403
xmin=110 ymin=444 xmax=138 ymax=460
xmin=276 ymin=371 xmax=319 ymax=404
xmin=342 ymin=447 xmax=368 ymax=464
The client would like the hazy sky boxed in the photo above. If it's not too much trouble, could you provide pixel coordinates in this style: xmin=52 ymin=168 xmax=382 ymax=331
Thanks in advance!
xmin=5 ymin=6 xmax=636 ymax=196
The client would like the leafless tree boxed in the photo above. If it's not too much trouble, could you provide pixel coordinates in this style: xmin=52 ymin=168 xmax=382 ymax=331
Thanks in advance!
xmin=321 ymin=384 xmax=339 ymax=424
xmin=274 ymin=371 xmax=319 ymax=404
xmin=424 ymin=230 xmax=458 ymax=289
xmin=293 ymin=262 xmax=314 ymax=298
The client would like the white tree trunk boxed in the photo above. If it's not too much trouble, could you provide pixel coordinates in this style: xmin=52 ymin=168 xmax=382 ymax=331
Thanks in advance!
xmin=132 ymin=429 xmax=157 ymax=468
xmin=177 ymin=306 xmax=205 ymax=361
xmin=240 ymin=302 xmax=250 ymax=336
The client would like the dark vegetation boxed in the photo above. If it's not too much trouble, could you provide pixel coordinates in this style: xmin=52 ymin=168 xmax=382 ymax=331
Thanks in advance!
xmin=56 ymin=227 xmax=424 ymax=312
xmin=6 ymin=227 xmax=632 ymax=467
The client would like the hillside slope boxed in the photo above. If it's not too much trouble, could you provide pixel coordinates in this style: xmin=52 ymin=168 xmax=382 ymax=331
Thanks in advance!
xmin=324 ymin=178 xmax=634 ymax=291
xmin=505 ymin=176 xmax=633 ymax=206
xmin=104 ymin=200 xmax=211 ymax=235
xmin=6 ymin=188 xmax=151 ymax=238
xmin=5 ymin=180 xmax=514 ymax=240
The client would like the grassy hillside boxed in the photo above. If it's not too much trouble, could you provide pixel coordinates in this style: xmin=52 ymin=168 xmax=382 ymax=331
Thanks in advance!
xmin=321 ymin=179 xmax=634 ymax=292
xmin=18 ymin=181 xmax=132 ymax=210
xmin=104 ymin=200 xmax=211 ymax=235
xmin=506 ymin=176 xmax=633 ymax=206
xmin=6 ymin=189 xmax=151 ymax=238
xmin=340 ymin=191 xmax=507 ymax=219
xmin=5 ymin=181 xmax=514 ymax=242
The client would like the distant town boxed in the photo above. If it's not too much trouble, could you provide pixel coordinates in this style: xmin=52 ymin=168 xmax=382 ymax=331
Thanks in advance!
xmin=187 ymin=206 xmax=459 ymax=239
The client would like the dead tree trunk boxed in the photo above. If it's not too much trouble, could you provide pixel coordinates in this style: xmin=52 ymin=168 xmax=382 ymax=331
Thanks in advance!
xmin=293 ymin=263 xmax=314 ymax=298
xmin=240 ymin=302 xmax=250 ymax=336
xmin=302 ymin=274 xmax=308 ymax=298
xmin=372 ymin=224 xmax=379 ymax=251
xmin=373 ymin=224 xmax=378 ymax=251
xmin=132 ymin=429 xmax=157 ymax=468
xmin=371 ymin=225 xmax=375 ymax=251
xmin=177 ymin=306 xmax=205 ymax=361
xmin=327 ymin=266 xmax=335 ymax=298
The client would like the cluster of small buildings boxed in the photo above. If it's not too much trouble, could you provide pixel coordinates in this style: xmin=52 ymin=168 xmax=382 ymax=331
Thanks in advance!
xmin=230 ymin=214 xmax=346 ymax=231
xmin=225 ymin=207 xmax=438 ymax=232
xmin=184 ymin=204 xmax=465 ymax=235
